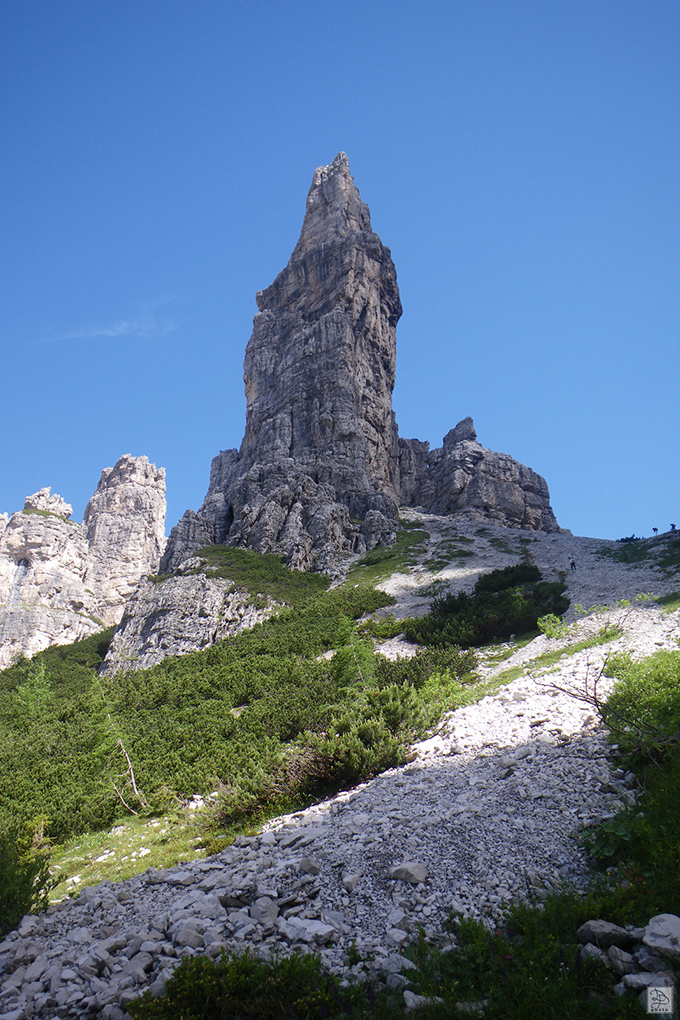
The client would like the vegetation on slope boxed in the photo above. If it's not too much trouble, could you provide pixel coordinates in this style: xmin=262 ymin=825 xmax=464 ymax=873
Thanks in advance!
xmin=403 ymin=562 xmax=569 ymax=648
xmin=131 ymin=645 xmax=680 ymax=1020
xmin=2 ymin=528 xmax=679 ymax=1017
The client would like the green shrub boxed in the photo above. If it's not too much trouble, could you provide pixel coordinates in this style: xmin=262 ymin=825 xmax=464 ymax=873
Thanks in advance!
xmin=374 ymin=645 xmax=477 ymax=689
xmin=128 ymin=948 xmax=397 ymax=1019
xmin=537 ymin=613 xmax=572 ymax=640
xmin=0 ymin=827 xmax=55 ymax=937
xmin=602 ymin=649 xmax=680 ymax=754
xmin=474 ymin=562 xmax=541 ymax=593
xmin=403 ymin=565 xmax=568 ymax=649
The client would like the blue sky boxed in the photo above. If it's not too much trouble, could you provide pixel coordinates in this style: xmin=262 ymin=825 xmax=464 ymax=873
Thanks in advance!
xmin=1 ymin=0 xmax=678 ymax=540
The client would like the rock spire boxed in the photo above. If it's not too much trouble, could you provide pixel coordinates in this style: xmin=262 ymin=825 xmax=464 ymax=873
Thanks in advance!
xmin=163 ymin=153 xmax=560 ymax=575
xmin=164 ymin=153 xmax=403 ymax=572
xmin=0 ymin=456 xmax=166 ymax=668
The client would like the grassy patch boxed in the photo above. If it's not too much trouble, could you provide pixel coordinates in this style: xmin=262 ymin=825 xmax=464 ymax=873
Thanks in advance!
xmin=161 ymin=546 xmax=330 ymax=607
xmin=346 ymin=528 xmax=429 ymax=586
xmin=424 ymin=539 xmax=476 ymax=572
xmin=49 ymin=811 xmax=213 ymax=897
xmin=19 ymin=507 xmax=69 ymax=520
xmin=598 ymin=532 xmax=680 ymax=576
xmin=656 ymin=590 xmax=680 ymax=613
xmin=488 ymin=627 xmax=622 ymax=687
xmin=488 ymin=535 xmax=514 ymax=554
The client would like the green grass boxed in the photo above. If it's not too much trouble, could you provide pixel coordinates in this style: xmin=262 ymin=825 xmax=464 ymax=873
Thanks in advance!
xmin=152 ymin=545 xmax=330 ymax=607
xmin=424 ymin=539 xmax=475 ymax=572
xmin=346 ymin=528 xmax=429 ymax=585
xmin=599 ymin=532 xmax=680 ymax=576
xmin=488 ymin=627 xmax=623 ymax=687
xmin=19 ymin=507 xmax=69 ymax=519
xmin=487 ymin=536 xmax=514 ymax=554
xmin=656 ymin=590 xmax=680 ymax=613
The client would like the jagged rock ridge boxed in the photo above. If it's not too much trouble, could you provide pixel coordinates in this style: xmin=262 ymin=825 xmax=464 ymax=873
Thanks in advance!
xmin=0 ymin=456 xmax=166 ymax=668
xmin=399 ymin=417 xmax=559 ymax=532
xmin=163 ymin=152 xmax=559 ymax=576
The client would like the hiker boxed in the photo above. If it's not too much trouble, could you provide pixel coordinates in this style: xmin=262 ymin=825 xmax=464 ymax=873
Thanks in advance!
xmin=569 ymin=557 xmax=576 ymax=572
xmin=653 ymin=527 xmax=658 ymax=536
xmin=672 ymin=523 xmax=677 ymax=532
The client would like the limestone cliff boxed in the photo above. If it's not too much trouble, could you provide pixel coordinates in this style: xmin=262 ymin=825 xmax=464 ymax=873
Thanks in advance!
xmin=0 ymin=457 xmax=166 ymax=668
xmin=163 ymin=152 xmax=401 ymax=573
xmin=83 ymin=455 xmax=167 ymax=624
xmin=100 ymin=559 xmax=278 ymax=674
xmin=400 ymin=418 xmax=560 ymax=532
xmin=163 ymin=153 xmax=559 ymax=577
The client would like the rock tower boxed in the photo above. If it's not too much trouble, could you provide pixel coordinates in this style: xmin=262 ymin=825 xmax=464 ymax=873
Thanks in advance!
xmin=163 ymin=153 xmax=560 ymax=574
xmin=0 ymin=456 xmax=166 ymax=668
xmin=163 ymin=153 xmax=404 ymax=572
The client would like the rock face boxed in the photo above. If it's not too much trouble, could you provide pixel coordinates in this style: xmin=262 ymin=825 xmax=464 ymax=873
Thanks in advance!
xmin=83 ymin=455 xmax=168 ymax=625
xmin=0 ymin=509 xmax=98 ymax=667
xmin=0 ymin=456 xmax=166 ymax=668
xmin=163 ymin=153 xmax=560 ymax=575
xmin=399 ymin=418 xmax=560 ymax=532
xmin=23 ymin=487 xmax=73 ymax=519
xmin=100 ymin=562 xmax=278 ymax=675
xmin=163 ymin=152 xmax=402 ymax=573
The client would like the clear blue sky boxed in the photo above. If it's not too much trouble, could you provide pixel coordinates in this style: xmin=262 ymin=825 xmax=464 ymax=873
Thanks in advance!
xmin=1 ymin=1 xmax=678 ymax=540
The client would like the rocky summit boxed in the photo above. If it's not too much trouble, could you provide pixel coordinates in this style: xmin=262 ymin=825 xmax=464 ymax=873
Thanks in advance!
xmin=0 ymin=456 xmax=166 ymax=668
xmin=399 ymin=417 xmax=560 ymax=532
xmin=163 ymin=153 xmax=558 ymax=575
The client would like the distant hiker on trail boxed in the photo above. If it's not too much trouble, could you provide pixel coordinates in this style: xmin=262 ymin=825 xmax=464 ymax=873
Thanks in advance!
xmin=672 ymin=523 xmax=677 ymax=532
xmin=569 ymin=557 xmax=576 ymax=572
xmin=653 ymin=527 xmax=658 ymax=535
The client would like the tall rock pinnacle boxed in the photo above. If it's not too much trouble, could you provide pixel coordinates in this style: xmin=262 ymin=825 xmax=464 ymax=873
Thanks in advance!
xmin=239 ymin=151 xmax=402 ymax=512
xmin=162 ymin=153 xmax=560 ymax=575
xmin=163 ymin=153 xmax=404 ymax=571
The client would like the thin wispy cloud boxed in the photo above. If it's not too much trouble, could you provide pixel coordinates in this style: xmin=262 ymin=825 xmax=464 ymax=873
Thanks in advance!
xmin=39 ymin=302 xmax=181 ymax=344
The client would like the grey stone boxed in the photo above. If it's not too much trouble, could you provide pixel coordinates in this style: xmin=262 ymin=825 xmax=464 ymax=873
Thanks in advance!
xmin=298 ymin=857 xmax=321 ymax=876
xmin=623 ymin=970 xmax=675 ymax=990
xmin=578 ymin=943 xmax=611 ymax=968
xmin=643 ymin=913 xmax=680 ymax=961
xmin=607 ymin=945 xmax=637 ymax=975
xmin=403 ymin=989 xmax=443 ymax=1010
xmin=576 ymin=919 xmax=639 ymax=950
xmin=389 ymin=862 xmax=428 ymax=885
